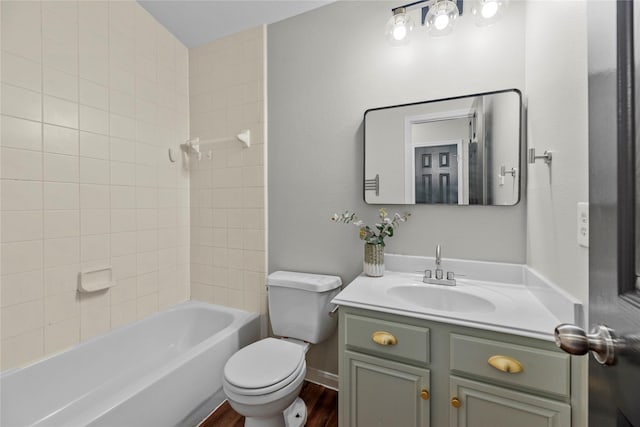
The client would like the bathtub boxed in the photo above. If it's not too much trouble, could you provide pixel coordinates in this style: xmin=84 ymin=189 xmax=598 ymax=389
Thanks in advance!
xmin=0 ymin=301 xmax=260 ymax=427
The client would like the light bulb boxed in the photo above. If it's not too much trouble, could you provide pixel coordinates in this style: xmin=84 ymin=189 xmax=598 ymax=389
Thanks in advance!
xmin=385 ymin=8 xmax=414 ymax=45
xmin=472 ymin=0 xmax=507 ymax=26
xmin=393 ymin=24 xmax=407 ymax=40
xmin=481 ymin=1 xmax=499 ymax=18
xmin=425 ymin=0 xmax=459 ymax=36
xmin=434 ymin=14 xmax=450 ymax=30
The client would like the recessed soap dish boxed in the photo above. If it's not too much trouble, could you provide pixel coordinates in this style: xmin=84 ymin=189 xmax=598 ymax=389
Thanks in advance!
xmin=78 ymin=267 xmax=115 ymax=293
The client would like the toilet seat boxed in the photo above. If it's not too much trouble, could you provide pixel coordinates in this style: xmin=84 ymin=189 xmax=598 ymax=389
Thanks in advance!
xmin=223 ymin=338 xmax=306 ymax=396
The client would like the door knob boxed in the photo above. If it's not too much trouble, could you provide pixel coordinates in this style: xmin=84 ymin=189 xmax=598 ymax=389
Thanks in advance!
xmin=554 ymin=323 xmax=617 ymax=365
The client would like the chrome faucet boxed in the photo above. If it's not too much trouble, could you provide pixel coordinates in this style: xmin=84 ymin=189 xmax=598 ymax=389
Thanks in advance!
xmin=423 ymin=244 xmax=456 ymax=286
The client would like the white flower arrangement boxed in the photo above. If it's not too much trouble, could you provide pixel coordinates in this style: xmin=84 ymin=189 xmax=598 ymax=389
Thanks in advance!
xmin=331 ymin=208 xmax=411 ymax=247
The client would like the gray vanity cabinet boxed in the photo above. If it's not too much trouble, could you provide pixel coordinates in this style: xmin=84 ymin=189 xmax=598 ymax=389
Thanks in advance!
xmin=344 ymin=351 xmax=430 ymax=427
xmin=338 ymin=307 xmax=575 ymax=427
xmin=341 ymin=312 xmax=431 ymax=427
xmin=449 ymin=376 xmax=570 ymax=427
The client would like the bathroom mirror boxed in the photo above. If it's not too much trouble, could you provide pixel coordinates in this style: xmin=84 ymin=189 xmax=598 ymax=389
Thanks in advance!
xmin=364 ymin=89 xmax=522 ymax=205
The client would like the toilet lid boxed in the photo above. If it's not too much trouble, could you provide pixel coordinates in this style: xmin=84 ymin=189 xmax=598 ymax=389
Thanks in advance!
xmin=224 ymin=338 xmax=306 ymax=390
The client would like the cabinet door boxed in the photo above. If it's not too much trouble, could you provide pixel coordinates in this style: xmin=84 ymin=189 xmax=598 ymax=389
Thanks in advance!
xmin=449 ymin=376 xmax=570 ymax=427
xmin=343 ymin=350 xmax=430 ymax=427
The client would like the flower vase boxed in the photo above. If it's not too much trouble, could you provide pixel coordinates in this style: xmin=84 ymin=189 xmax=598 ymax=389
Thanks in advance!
xmin=363 ymin=243 xmax=384 ymax=277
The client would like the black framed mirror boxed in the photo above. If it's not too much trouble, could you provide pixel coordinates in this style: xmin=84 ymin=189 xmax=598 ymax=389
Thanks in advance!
xmin=364 ymin=89 xmax=522 ymax=205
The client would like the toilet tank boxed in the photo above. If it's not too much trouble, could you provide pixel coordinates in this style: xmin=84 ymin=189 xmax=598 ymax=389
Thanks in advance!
xmin=267 ymin=271 xmax=342 ymax=344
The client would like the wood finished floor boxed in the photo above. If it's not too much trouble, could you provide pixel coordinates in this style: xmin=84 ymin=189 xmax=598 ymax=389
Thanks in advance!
xmin=200 ymin=381 xmax=338 ymax=427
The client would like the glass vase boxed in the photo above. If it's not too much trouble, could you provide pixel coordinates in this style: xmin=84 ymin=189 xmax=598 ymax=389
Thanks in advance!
xmin=363 ymin=243 xmax=384 ymax=277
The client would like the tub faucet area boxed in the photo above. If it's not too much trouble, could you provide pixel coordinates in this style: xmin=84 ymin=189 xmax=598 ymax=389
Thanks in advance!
xmin=423 ymin=244 xmax=457 ymax=286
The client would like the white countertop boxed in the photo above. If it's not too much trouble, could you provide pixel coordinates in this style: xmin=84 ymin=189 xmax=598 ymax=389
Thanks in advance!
xmin=331 ymin=255 xmax=583 ymax=342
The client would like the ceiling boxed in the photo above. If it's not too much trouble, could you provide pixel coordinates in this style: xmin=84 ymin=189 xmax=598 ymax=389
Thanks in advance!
xmin=138 ymin=0 xmax=335 ymax=48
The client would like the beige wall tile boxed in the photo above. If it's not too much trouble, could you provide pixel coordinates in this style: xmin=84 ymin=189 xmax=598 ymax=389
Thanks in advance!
xmin=1 ymin=1 xmax=42 ymax=62
xmin=1 ymin=328 xmax=44 ymax=371
xmin=44 ymin=237 xmax=80 ymax=268
xmin=1 ymin=270 xmax=43 ymax=307
xmin=2 ymin=299 xmax=44 ymax=338
xmin=79 ymin=79 xmax=108 ymax=110
xmin=79 ymin=105 xmax=109 ymax=135
xmin=44 ymin=210 xmax=80 ymax=239
xmin=1 ymin=240 xmax=43 ymax=275
xmin=1 ymin=52 xmax=42 ymax=92
xmin=0 ymin=0 xmax=190 ymax=370
xmin=81 ymin=235 xmax=110 ymax=262
xmin=45 ymin=291 xmax=79 ymax=325
xmin=79 ymin=157 xmax=110 ymax=185
xmin=44 ymin=182 xmax=79 ymax=210
xmin=79 ymin=131 xmax=109 ymax=159
xmin=1 ymin=116 xmax=42 ymax=152
xmin=110 ymin=300 xmax=137 ymax=329
xmin=1 ymin=211 xmax=43 ymax=243
xmin=45 ymin=317 xmax=80 ymax=355
xmin=44 ymin=124 xmax=79 ymax=155
xmin=44 ymin=264 xmax=79 ymax=296
xmin=44 ymin=67 xmax=78 ymax=102
xmin=2 ymin=180 xmax=42 ymax=211
xmin=43 ymin=95 xmax=78 ymax=129
xmin=1 ymin=148 xmax=42 ymax=181
xmin=43 ymin=36 xmax=78 ymax=75
xmin=79 ymin=184 xmax=109 ymax=209
xmin=81 ymin=209 xmax=110 ymax=236
xmin=44 ymin=153 xmax=79 ymax=183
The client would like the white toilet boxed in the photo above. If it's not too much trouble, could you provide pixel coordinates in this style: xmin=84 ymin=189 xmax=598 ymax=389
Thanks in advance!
xmin=222 ymin=271 xmax=342 ymax=427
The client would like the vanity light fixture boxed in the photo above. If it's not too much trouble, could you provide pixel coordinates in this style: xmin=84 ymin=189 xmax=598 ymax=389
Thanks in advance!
xmin=385 ymin=0 xmax=463 ymax=42
xmin=386 ymin=0 xmax=507 ymax=43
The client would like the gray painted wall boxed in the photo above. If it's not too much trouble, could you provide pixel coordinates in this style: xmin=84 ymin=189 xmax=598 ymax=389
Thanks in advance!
xmin=268 ymin=0 xmax=526 ymax=374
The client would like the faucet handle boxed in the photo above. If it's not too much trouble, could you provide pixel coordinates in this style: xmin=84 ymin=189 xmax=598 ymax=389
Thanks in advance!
xmin=446 ymin=271 xmax=455 ymax=280
xmin=423 ymin=269 xmax=432 ymax=279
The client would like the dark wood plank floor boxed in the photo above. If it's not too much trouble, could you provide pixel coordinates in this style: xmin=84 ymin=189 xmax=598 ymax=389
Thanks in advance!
xmin=200 ymin=381 xmax=338 ymax=427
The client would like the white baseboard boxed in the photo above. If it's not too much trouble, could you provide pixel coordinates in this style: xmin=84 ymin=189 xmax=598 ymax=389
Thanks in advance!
xmin=305 ymin=367 xmax=339 ymax=391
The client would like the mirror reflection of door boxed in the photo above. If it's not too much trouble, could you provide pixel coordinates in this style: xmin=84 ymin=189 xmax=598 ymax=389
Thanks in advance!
xmin=414 ymin=144 xmax=458 ymax=204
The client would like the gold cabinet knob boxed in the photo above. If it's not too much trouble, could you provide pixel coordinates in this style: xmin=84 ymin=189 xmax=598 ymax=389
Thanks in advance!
xmin=451 ymin=397 xmax=461 ymax=408
xmin=488 ymin=355 xmax=524 ymax=374
xmin=420 ymin=389 xmax=430 ymax=400
xmin=371 ymin=331 xmax=398 ymax=346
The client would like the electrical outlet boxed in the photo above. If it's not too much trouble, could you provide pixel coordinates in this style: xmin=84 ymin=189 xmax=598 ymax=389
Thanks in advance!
xmin=577 ymin=202 xmax=589 ymax=247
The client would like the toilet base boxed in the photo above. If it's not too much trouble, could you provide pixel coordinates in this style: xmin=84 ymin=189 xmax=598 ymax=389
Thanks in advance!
xmin=244 ymin=397 xmax=307 ymax=427
xmin=283 ymin=397 xmax=307 ymax=427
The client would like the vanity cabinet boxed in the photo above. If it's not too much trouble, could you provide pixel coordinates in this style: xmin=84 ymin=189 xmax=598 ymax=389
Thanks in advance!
xmin=449 ymin=376 xmax=570 ymax=427
xmin=338 ymin=307 xmax=575 ymax=427
xmin=342 ymin=313 xmax=431 ymax=427
xmin=344 ymin=351 xmax=430 ymax=427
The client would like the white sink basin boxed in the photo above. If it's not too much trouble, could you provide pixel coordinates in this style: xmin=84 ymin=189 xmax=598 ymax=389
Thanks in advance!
xmin=387 ymin=285 xmax=496 ymax=313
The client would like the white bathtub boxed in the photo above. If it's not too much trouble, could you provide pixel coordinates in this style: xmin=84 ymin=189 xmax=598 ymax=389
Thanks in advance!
xmin=0 ymin=301 xmax=260 ymax=427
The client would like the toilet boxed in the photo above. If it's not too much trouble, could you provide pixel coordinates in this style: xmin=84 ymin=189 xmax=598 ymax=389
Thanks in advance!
xmin=222 ymin=271 xmax=342 ymax=427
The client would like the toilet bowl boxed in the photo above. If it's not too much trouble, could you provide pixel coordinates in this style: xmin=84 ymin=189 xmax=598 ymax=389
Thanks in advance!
xmin=223 ymin=338 xmax=308 ymax=427
xmin=222 ymin=271 xmax=342 ymax=427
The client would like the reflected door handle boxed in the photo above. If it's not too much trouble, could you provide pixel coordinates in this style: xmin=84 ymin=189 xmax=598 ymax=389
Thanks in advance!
xmin=554 ymin=323 xmax=618 ymax=365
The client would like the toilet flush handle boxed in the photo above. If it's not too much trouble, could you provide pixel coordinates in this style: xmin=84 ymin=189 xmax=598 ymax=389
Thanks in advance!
xmin=328 ymin=304 xmax=339 ymax=317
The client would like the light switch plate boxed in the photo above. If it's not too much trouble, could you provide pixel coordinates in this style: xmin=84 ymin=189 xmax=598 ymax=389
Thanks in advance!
xmin=577 ymin=202 xmax=589 ymax=247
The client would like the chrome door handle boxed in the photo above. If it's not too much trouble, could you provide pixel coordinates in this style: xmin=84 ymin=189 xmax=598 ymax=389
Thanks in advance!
xmin=554 ymin=324 xmax=617 ymax=365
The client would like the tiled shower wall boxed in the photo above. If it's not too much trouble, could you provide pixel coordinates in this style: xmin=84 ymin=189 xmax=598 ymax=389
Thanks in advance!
xmin=0 ymin=0 xmax=190 ymax=370
xmin=188 ymin=27 xmax=268 ymax=317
